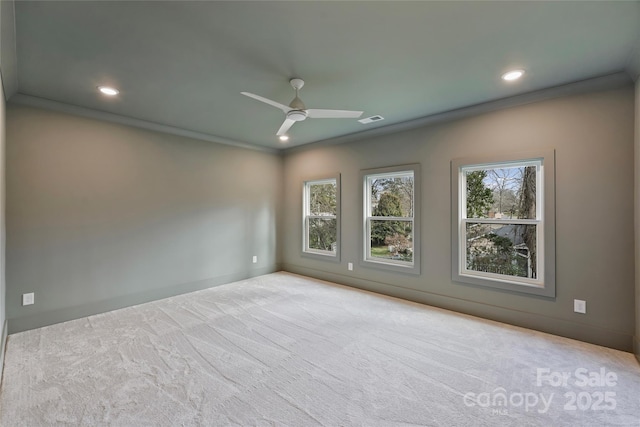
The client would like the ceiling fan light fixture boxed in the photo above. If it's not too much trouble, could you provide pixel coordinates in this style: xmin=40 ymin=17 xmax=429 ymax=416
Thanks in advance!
xmin=287 ymin=110 xmax=307 ymax=122
xmin=501 ymin=69 xmax=525 ymax=82
xmin=98 ymin=85 xmax=119 ymax=96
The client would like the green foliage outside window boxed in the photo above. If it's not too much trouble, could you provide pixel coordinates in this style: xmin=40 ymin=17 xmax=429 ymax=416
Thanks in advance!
xmin=307 ymin=182 xmax=337 ymax=253
xmin=369 ymin=175 xmax=413 ymax=262
xmin=466 ymin=170 xmax=494 ymax=218
xmin=464 ymin=166 xmax=537 ymax=279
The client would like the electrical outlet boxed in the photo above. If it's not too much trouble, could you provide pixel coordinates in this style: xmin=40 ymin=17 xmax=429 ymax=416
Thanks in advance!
xmin=252 ymin=255 xmax=257 ymax=264
xmin=23 ymin=292 xmax=34 ymax=306
xmin=348 ymin=262 xmax=353 ymax=271
xmin=574 ymin=299 xmax=586 ymax=314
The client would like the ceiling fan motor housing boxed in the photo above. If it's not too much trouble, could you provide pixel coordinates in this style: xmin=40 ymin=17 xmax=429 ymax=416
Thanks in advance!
xmin=287 ymin=110 xmax=308 ymax=122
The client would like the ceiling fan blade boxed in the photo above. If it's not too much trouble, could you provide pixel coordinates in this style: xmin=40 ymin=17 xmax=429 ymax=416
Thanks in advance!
xmin=276 ymin=118 xmax=296 ymax=136
xmin=307 ymin=109 xmax=363 ymax=119
xmin=241 ymin=92 xmax=292 ymax=113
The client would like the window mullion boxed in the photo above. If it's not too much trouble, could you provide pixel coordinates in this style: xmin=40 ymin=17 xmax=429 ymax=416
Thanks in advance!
xmin=370 ymin=216 xmax=412 ymax=221
xmin=465 ymin=218 xmax=540 ymax=225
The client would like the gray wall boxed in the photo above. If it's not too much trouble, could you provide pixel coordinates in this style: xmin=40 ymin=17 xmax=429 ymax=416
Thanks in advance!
xmin=635 ymin=78 xmax=640 ymax=362
xmin=0 ymin=0 xmax=10 ymax=383
xmin=6 ymin=105 xmax=283 ymax=333
xmin=0 ymin=0 xmax=17 ymax=98
xmin=283 ymin=85 xmax=636 ymax=352
xmin=0 ymin=75 xmax=6 ymax=371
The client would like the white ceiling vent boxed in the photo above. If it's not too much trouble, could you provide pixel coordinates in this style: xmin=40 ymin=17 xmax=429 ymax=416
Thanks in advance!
xmin=358 ymin=115 xmax=384 ymax=124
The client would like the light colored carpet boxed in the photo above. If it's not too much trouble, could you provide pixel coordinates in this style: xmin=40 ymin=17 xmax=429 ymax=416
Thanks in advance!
xmin=0 ymin=272 xmax=638 ymax=426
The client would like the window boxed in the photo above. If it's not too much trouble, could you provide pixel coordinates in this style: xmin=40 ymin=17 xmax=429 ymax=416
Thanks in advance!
xmin=361 ymin=164 xmax=420 ymax=274
xmin=303 ymin=176 xmax=340 ymax=260
xmin=452 ymin=150 xmax=555 ymax=297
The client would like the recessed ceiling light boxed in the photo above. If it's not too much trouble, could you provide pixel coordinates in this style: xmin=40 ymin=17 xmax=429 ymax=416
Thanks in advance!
xmin=279 ymin=135 xmax=289 ymax=142
xmin=98 ymin=86 xmax=119 ymax=96
xmin=501 ymin=69 xmax=525 ymax=82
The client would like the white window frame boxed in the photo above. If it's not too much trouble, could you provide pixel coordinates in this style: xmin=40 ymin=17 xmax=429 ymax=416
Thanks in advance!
xmin=302 ymin=175 xmax=340 ymax=261
xmin=451 ymin=150 xmax=555 ymax=297
xmin=361 ymin=164 xmax=421 ymax=274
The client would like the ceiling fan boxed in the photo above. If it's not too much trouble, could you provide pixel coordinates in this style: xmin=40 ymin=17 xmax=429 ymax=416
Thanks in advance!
xmin=241 ymin=78 xmax=363 ymax=136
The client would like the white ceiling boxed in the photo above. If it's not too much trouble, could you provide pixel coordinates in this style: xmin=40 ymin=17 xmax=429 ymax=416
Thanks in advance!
xmin=6 ymin=1 xmax=640 ymax=150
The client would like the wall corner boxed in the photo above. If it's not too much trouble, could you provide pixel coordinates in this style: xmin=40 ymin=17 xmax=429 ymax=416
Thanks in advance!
xmin=635 ymin=78 xmax=640 ymax=363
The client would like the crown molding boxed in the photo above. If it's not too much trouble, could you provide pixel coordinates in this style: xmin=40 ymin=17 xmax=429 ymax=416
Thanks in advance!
xmin=284 ymin=72 xmax=633 ymax=155
xmin=8 ymin=93 xmax=280 ymax=155
xmin=8 ymin=72 xmax=632 ymax=156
